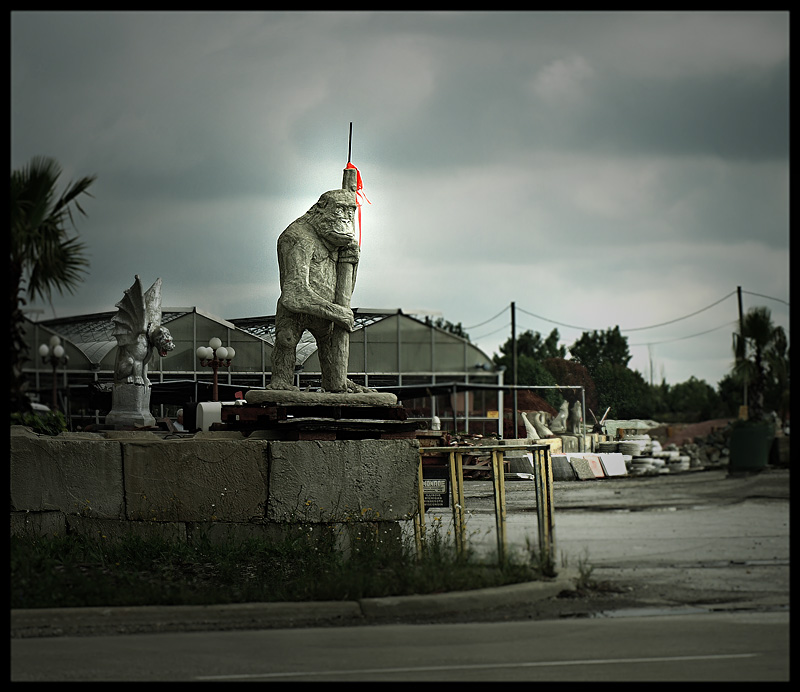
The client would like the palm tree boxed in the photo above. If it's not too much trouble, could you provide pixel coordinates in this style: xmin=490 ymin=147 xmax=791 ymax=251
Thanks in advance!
xmin=732 ymin=306 xmax=783 ymax=422
xmin=10 ymin=156 xmax=96 ymax=413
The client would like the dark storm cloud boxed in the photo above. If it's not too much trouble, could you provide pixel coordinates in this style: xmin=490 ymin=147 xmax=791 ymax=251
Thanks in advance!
xmin=576 ymin=62 xmax=790 ymax=162
xmin=11 ymin=11 xmax=789 ymax=387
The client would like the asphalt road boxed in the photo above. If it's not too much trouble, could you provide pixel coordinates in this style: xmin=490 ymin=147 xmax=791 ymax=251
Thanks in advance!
xmin=10 ymin=611 xmax=788 ymax=681
xmin=11 ymin=467 xmax=790 ymax=681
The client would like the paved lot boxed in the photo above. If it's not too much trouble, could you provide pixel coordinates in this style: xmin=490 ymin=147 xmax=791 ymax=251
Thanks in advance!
xmin=423 ymin=467 xmax=789 ymax=621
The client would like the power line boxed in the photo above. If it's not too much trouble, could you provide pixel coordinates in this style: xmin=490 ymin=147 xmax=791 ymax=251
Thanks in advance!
xmin=619 ymin=291 xmax=737 ymax=331
xmin=741 ymin=290 xmax=790 ymax=307
xmin=629 ymin=320 xmax=737 ymax=346
xmin=515 ymin=307 xmax=594 ymax=331
xmin=473 ymin=322 xmax=511 ymax=341
xmin=467 ymin=287 xmax=782 ymax=347
xmin=465 ymin=306 xmax=508 ymax=330
xmin=517 ymin=291 xmax=738 ymax=333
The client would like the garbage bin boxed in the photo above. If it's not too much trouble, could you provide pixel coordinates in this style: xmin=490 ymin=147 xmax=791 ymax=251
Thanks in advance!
xmin=728 ymin=420 xmax=774 ymax=472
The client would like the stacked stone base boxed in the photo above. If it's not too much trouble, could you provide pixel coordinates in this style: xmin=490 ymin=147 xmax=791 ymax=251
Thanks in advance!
xmin=10 ymin=426 xmax=419 ymax=549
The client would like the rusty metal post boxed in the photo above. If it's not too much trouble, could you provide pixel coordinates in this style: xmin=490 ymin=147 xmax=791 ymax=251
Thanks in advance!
xmin=533 ymin=446 xmax=556 ymax=567
xmin=448 ymin=450 xmax=467 ymax=556
xmin=414 ymin=456 xmax=426 ymax=558
xmin=491 ymin=449 xmax=508 ymax=563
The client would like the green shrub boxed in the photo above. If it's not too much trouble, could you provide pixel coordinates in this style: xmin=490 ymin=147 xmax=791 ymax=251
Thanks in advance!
xmin=10 ymin=410 xmax=68 ymax=436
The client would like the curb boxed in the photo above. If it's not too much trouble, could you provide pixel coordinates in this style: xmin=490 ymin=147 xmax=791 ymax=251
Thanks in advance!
xmin=11 ymin=568 xmax=578 ymax=639
xmin=359 ymin=568 xmax=578 ymax=620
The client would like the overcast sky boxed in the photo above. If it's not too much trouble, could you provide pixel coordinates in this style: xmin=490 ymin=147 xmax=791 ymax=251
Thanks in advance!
xmin=11 ymin=11 xmax=789 ymax=388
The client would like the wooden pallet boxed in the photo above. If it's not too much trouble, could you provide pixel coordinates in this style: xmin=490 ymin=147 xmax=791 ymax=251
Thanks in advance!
xmin=215 ymin=402 xmax=419 ymax=441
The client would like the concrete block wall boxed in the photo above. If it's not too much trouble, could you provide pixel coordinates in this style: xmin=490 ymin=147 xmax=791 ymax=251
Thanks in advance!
xmin=10 ymin=427 xmax=420 ymax=544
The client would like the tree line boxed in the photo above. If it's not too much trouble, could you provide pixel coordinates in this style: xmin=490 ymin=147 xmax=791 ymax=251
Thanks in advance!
xmin=490 ymin=321 xmax=789 ymax=425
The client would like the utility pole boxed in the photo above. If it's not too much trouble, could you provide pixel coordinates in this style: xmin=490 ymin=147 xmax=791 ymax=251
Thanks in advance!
xmin=511 ymin=301 xmax=518 ymax=439
xmin=737 ymin=285 xmax=748 ymax=413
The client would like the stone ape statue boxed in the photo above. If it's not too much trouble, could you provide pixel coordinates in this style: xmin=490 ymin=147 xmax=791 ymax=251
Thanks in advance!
xmin=268 ymin=167 xmax=371 ymax=393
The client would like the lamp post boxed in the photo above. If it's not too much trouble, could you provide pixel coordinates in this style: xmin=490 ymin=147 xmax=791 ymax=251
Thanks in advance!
xmin=196 ymin=337 xmax=235 ymax=402
xmin=39 ymin=335 xmax=69 ymax=411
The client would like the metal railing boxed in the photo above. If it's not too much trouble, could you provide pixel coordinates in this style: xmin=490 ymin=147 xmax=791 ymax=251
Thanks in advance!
xmin=415 ymin=443 xmax=555 ymax=566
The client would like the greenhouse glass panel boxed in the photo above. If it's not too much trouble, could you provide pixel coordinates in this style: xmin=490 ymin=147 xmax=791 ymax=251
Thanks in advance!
xmin=399 ymin=342 xmax=431 ymax=372
xmin=433 ymin=333 xmax=466 ymax=372
xmin=228 ymin=339 xmax=269 ymax=375
xmin=347 ymin=329 xmax=366 ymax=372
xmin=364 ymin=315 xmax=402 ymax=342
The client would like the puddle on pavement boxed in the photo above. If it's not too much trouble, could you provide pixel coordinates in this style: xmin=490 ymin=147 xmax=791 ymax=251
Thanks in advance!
xmin=585 ymin=603 xmax=789 ymax=619
xmin=556 ymin=504 xmax=713 ymax=513
xmin=591 ymin=605 xmax=711 ymax=618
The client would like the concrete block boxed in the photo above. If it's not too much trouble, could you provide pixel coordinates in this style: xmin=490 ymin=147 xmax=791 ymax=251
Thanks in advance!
xmin=579 ymin=453 xmax=606 ymax=478
xmin=194 ymin=431 xmax=246 ymax=440
xmin=566 ymin=455 xmax=596 ymax=480
xmin=267 ymin=439 xmax=419 ymax=523
xmin=188 ymin=520 xmax=300 ymax=546
xmin=66 ymin=515 xmax=188 ymax=543
xmin=103 ymin=430 xmax=162 ymax=440
xmin=11 ymin=510 xmax=67 ymax=538
xmin=559 ymin=435 xmax=579 ymax=453
xmin=56 ymin=431 xmax=107 ymax=440
xmin=508 ymin=453 xmax=534 ymax=474
xmin=123 ymin=439 xmax=269 ymax=522
xmin=10 ymin=432 xmax=125 ymax=518
xmin=598 ymin=453 xmax=628 ymax=476
xmin=528 ymin=437 xmax=563 ymax=455
xmin=551 ymin=455 xmax=577 ymax=481
xmin=188 ymin=519 xmax=403 ymax=557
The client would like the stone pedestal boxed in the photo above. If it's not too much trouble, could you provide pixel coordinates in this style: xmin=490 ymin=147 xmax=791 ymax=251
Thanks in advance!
xmin=245 ymin=389 xmax=397 ymax=407
xmin=105 ymin=384 xmax=156 ymax=429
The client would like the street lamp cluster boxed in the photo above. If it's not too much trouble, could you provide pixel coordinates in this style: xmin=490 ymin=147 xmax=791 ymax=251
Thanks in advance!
xmin=39 ymin=335 xmax=69 ymax=410
xmin=196 ymin=337 xmax=235 ymax=402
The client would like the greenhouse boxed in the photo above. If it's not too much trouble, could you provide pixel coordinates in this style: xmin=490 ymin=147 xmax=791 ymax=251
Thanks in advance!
xmin=22 ymin=308 xmax=505 ymax=434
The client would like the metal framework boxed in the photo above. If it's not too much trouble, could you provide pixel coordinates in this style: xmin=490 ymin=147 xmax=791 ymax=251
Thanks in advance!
xmin=21 ymin=308 xmax=508 ymax=434
xmin=415 ymin=443 xmax=556 ymax=566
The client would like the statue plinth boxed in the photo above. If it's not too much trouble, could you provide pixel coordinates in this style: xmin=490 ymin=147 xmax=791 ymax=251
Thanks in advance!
xmin=105 ymin=384 xmax=156 ymax=429
xmin=245 ymin=389 xmax=397 ymax=407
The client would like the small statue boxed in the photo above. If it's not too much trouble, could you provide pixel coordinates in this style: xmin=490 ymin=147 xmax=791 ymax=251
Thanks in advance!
xmin=112 ymin=275 xmax=174 ymax=386
xmin=533 ymin=411 xmax=554 ymax=437
xmin=106 ymin=275 xmax=174 ymax=429
xmin=568 ymin=400 xmax=583 ymax=434
xmin=549 ymin=400 xmax=569 ymax=433
xmin=520 ymin=411 xmax=540 ymax=440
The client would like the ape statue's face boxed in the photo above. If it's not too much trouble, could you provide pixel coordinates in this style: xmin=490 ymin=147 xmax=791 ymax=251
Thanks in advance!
xmin=311 ymin=191 xmax=358 ymax=248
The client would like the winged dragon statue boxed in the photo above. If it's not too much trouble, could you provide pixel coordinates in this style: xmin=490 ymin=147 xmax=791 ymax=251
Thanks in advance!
xmin=112 ymin=275 xmax=174 ymax=386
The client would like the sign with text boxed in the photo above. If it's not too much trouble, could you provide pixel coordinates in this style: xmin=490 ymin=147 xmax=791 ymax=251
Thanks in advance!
xmin=422 ymin=466 xmax=450 ymax=510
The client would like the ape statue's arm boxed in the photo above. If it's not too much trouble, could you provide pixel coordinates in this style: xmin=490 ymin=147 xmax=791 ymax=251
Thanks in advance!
xmin=277 ymin=226 xmax=356 ymax=332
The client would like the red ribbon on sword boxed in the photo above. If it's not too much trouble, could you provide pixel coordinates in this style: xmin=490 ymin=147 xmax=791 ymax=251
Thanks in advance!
xmin=345 ymin=123 xmax=371 ymax=246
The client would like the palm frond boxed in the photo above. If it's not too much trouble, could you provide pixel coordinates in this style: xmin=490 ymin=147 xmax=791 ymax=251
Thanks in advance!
xmin=10 ymin=155 xmax=95 ymax=302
